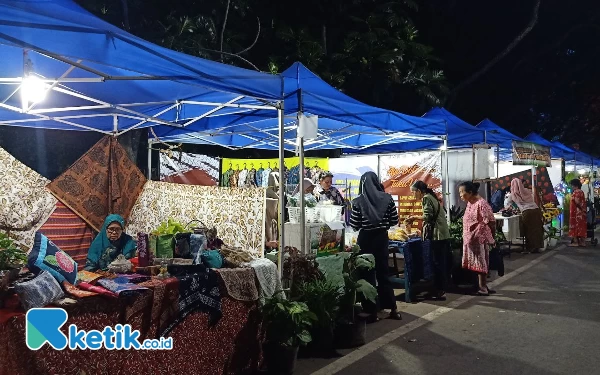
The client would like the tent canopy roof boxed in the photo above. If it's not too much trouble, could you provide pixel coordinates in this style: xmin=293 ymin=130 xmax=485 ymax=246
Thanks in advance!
xmin=153 ymin=63 xmax=448 ymax=151
xmin=0 ymin=0 xmax=283 ymax=134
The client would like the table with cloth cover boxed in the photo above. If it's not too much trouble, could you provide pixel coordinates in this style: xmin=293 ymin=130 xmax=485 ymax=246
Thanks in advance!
xmin=0 ymin=270 xmax=262 ymax=375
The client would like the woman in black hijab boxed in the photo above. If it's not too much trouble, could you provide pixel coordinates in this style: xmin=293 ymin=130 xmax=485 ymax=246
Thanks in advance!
xmin=350 ymin=171 xmax=401 ymax=320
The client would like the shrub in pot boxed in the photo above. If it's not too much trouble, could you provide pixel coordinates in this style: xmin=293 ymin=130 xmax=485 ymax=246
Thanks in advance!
xmin=335 ymin=252 xmax=377 ymax=348
xmin=297 ymin=279 xmax=340 ymax=353
xmin=0 ymin=232 xmax=27 ymax=307
xmin=261 ymin=292 xmax=317 ymax=374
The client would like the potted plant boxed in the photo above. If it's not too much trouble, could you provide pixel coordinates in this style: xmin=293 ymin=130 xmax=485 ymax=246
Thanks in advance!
xmin=261 ymin=292 xmax=317 ymax=374
xmin=334 ymin=252 xmax=377 ymax=348
xmin=545 ymin=226 xmax=560 ymax=248
xmin=296 ymin=279 xmax=340 ymax=353
xmin=0 ymin=232 xmax=27 ymax=307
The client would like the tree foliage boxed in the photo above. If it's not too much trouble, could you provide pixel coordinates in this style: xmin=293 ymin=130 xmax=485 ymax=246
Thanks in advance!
xmin=76 ymin=0 xmax=447 ymax=113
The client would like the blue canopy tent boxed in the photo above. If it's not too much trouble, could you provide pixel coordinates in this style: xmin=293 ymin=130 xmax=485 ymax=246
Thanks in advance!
xmin=476 ymin=119 xmax=525 ymax=159
xmin=0 ymin=0 xmax=284 ymax=136
xmin=341 ymin=107 xmax=486 ymax=154
xmin=151 ymin=63 xmax=448 ymax=151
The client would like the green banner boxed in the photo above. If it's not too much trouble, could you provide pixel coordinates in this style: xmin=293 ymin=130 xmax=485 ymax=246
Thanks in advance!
xmin=512 ymin=141 xmax=552 ymax=167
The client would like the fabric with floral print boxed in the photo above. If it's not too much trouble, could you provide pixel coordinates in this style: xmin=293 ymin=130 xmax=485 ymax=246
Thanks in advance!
xmin=569 ymin=188 xmax=587 ymax=238
xmin=0 ymin=147 xmax=57 ymax=250
xmin=127 ymin=181 xmax=266 ymax=258
xmin=462 ymin=199 xmax=495 ymax=273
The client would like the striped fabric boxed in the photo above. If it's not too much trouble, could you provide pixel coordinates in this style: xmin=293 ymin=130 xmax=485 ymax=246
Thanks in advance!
xmin=39 ymin=202 xmax=94 ymax=267
xmin=350 ymin=198 xmax=399 ymax=231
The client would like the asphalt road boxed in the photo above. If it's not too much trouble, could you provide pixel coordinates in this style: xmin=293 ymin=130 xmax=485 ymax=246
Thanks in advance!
xmin=297 ymin=243 xmax=600 ymax=375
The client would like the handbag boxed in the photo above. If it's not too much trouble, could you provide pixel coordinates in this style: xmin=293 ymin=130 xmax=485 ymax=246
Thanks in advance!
xmin=422 ymin=196 xmax=441 ymax=241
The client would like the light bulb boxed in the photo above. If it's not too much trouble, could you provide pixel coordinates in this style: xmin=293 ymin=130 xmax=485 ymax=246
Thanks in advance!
xmin=578 ymin=168 xmax=587 ymax=175
xmin=565 ymin=165 xmax=575 ymax=172
xmin=21 ymin=76 xmax=48 ymax=104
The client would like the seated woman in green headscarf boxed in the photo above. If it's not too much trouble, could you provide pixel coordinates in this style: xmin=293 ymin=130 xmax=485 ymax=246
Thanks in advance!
xmin=84 ymin=214 xmax=136 ymax=271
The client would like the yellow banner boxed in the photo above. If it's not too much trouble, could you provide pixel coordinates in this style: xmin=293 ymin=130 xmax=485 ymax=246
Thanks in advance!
xmin=222 ymin=157 xmax=328 ymax=176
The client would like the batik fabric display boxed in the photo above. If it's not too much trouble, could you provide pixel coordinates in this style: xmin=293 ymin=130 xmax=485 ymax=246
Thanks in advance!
xmin=0 ymin=147 xmax=57 ymax=250
xmin=127 ymin=181 xmax=266 ymax=258
xmin=39 ymin=201 xmax=94 ymax=267
xmin=159 ymin=151 xmax=220 ymax=185
xmin=47 ymin=136 xmax=146 ymax=231
xmin=27 ymin=232 xmax=78 ymax=284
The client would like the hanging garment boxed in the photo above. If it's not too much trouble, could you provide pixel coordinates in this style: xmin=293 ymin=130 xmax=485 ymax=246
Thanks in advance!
xmin=287 ymin=165 xmax=301 ymax=186
xmin=256 ymin=167 xmax=264 ymax=187
xmin=262 ymin=168 xmax=272 ymax=187
xmin=246 ymin=169 xmax=257 ymax=187
xmin=221 ymin=169 xmax=234 ymax=187
xmin=237 ymin=169 xmax=248 ymax=188
xmin=230 ymin=170 xmax=240 ymax=187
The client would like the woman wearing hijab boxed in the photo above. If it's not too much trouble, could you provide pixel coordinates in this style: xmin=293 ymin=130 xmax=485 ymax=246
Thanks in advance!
xmin=350 ymin=171 xmax=401 ymax=320
xmin=505 ymin=179 xmax=544 ymax=253
xmin=293 ymin=178 xmax=316 ymax=195
xmin=84 ymin=214 xmax=136 ymax=271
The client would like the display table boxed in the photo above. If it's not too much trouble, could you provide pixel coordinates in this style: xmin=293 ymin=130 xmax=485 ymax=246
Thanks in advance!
xmin=388 ymin=239 xmax=433 ymax=303
xmin=0 ymin=272 xmax=262 ymax=375
xmin=284 ymin=221 xmax=345 ymax=256
xmin=494 ymin=213 xmax=522 ymax=243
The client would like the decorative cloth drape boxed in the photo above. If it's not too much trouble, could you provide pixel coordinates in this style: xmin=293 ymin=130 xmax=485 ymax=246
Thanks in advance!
xmin=47 ymin=136 xmax=146 ymax=231
xmin=0 ymin=147 xmax=57 ymax=250
xmin=127 ymin=181 xmax=266 ymax=258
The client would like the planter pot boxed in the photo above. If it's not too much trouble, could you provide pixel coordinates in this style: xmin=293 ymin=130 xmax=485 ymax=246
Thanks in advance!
xmin=263 ymin=343 xmax=299 ymax=375
xmin=334 ymin=320 xmax=367 ymax=349
xmin=304 ymin=327 xmax=335 ymax=355
xmin=548 ymin=238 xmax=558 ymax=248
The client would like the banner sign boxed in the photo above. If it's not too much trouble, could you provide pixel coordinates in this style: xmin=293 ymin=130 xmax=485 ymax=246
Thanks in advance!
xmin=328 ymin=156 xmax=378 ymax=200
xmin=512 ymin=141 xmax=552 ymax=167
xmin=379 ymin=152 xmax=442 ymax=228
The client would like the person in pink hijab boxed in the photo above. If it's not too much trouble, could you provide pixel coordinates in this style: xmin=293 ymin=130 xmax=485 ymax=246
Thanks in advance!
xmin=505 ymin=179 xmax=544 ymax=253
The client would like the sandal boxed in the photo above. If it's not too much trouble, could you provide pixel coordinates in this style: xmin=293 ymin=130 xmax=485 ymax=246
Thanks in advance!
xmin=476 ymin=290 xmax=489 ymax=296
xmin=486 ymin=287 xmax=497 ymax=294
xmin=388 ymin=311 xmax=402 ymax=320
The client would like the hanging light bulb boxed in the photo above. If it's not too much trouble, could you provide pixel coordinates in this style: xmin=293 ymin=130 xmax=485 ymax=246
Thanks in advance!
xmin=21 ymin=75 xmax=48 ymax=104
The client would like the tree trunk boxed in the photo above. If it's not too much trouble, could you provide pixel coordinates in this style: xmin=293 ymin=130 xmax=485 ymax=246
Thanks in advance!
xmin=447 ymin=0 xmax=541 ymax=108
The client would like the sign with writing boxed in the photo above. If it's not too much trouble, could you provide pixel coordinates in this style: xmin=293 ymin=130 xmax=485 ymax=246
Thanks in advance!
xmin=512 ymin=141 xmax=552 ymax=167
xmin=328 ymin=156 xmax=379 ymax=200
xmin=379 ymin=152 xmax=442 ymax=228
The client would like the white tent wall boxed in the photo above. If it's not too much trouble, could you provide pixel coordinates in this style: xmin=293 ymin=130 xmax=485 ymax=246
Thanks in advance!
xmin=441 ymin=149 xmax=482 ymax=209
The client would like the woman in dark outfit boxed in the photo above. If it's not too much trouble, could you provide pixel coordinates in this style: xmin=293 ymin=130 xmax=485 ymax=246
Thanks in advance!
xmin=350 ymin=171 xmax=401 ymax=320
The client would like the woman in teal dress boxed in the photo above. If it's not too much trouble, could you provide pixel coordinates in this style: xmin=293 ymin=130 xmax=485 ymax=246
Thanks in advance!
xmin=84 ymin=214 xmax=136 ymax=271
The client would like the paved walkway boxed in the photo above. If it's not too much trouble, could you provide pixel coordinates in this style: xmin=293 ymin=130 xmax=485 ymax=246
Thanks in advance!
xmin=297 ymin=243 xmax=600 ymax=375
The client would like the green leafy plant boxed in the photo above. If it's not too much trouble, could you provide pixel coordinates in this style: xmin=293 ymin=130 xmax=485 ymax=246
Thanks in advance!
xmin=297 ymin=279 xmax=340 ymax=341
xmin=449 ymin=219 xmax=464 ymax=250
xmin=338 ymin=252 xmax=377 ymax=324
xmin=261 ymin=292 xmax=318 ymax=347
xmin=545 ymin=226 xmax=560 ymax=240
xmin=0 ymin=232 xmax=27 ymax=270
xmin=450 ymin=205 xmax=465 ymax=223
xmin=152 ymin=218 xmax=186 ymax=236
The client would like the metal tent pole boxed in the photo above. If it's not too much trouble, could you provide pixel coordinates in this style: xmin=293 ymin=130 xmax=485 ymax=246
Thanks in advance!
xmin=147 ymin=139 xmax=152 ymax=180
xmin=444 ymin=136 xmax=451 ymax=223
xmin=299 ymin=136 xmax=306 ymax=255
xmin=277 ymin=104 xmax=285 ymax=277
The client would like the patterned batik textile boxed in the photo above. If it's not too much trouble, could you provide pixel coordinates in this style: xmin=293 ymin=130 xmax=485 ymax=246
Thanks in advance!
xmin=216 ymin=268 xmax=259 ymax=301
xmin=127 ymin=181 xmax=266 ymax=258
xmin=47 ymin=136 xmax=146 ymax=231
xmin=160 ymin=270 xmax=222 ymax=336
xmin=242 ymin=258 xmax=283 ymax=304
xmin=137 ymin=232 xmax=150 ymax=267
xmin=97 ymin=277 xmax=149 ymax=296
xmin=39 ymin=201 xmax=94 ymax=267
xmin=0 ymin=147 xmax=57 ymax=250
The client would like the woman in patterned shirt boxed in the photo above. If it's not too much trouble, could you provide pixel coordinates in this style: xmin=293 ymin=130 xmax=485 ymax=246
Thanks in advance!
xmin=314 ymin=171 xmax=345 ymax=207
